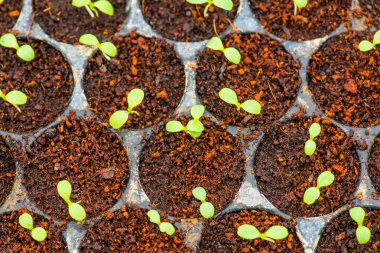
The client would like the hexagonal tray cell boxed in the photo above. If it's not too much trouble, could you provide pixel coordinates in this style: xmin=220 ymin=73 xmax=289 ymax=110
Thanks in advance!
xmin=32 ymin=0 xmax=126 ymax=44
xmin=308 ymin=31 xmax=380 ymax=127
xmin=139 ymin=117 xmax=245 ymax=219
xmin=317 ymin=208 xmax=380 ymax=252
xmin=0 ymin=37 xmax=74 ymax=134
xmin=199 ymin=209 xmax=303 ymax=252
xmin=141 ymin=0 xmax=239 ymax=42
xmin=0 ymin=137 xmax=16 ymax=207
xmin=23 ymin=112 xmax=129 ymax=221
xmin=360 ymin=0 xmax=380 ymax=29
xmin=0 ymin=209 xmax=67 ymax=252
xmin=253 ymin=115 xmax=360 ymax=217
xmin=368 ymin=135 xmax=380 ymax=194
xmin=249 ymin=0 xmax=351 ymax=41
xmin=80 ymin=205 xmax=191 ymax=252
xmin=0 ymin=0 xmax=22 ymax=34
xmin=196 ymin=33 xmax=300 ymax=128
xmin=84 ymin=33 xmax=186 ymax=130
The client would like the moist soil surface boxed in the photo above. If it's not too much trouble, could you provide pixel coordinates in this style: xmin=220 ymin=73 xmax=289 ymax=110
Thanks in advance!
xmin=0 ymin=138 xmax=16 ymax=207
xmin=199 ymin=209 xmax=303 ymax=252
xmin=0 ymin=39 xmax=74 ymax=134
xmin=80 ymin=205 xmax=191 ymax=252
xmin=84 ymin=33 xmax=185 ymax=130
xmin=22 ymin=113 xmax=129 ymax=221
xmin=367 ymin=136 xmax=380 ymax=194
xmin=33 ymin=0 xmax=126 ymax=44
xmin=139 ymin=117 xmax=245 ymax=219
xmin=0 ymin=209 xmax=67 ymax=252
xmin=196 ymin=33 xmax=300 ymax=128
xmin=0 ymin=0 xmax=22 ymax=34
xmin=250 ymin=0 xmax=351 ymax=41
xmin=254 ymin=115 xmax=360 ymax=217
xmin=142 ymin=0 xmax=239 ymax=42
xmin=308 ymin=31 xmax=380 ymax=127
xmin=360 ymin=0 xmax=380 ymax=29
xmin=317 ymin=208 xmax=380 ymax=252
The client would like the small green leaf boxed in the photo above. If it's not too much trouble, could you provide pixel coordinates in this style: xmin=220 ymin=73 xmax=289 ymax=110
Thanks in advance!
xmin=309 ymin=123 xmax=321 ymax=139
xmin=303 ymin=187 xmax=320 ymax=205
xmin=79 ymin=34 xmax=100 ymax=46
xmin=69 ymin=203 xmax=86 ymax=222
xmin=188 ymin=131 xmax=203 ymax=138
xmin=147 ymin=210 xmax=161 ymax=224
xmin=373 ymin=30 xmax=380 ymax=45
xmin=224 ymin=47 xmax=241 ymax=64
xmin=356 ymin=226 xmax=371 ymax=244
xmin=5 ymin=90 xmax=27 ymax=105
xmin=219 ymin=88 xmax=239 ymax=105
xmin=19 ymin=213 xmax=34 ymax=230
xmin=159 ymin=222 xmax=175 ymax=236
xmin=72 ymin=0 xmax=90 ymax=7
xmin=166 ymin=121 xmax=184 ymax=133
xmin=190 ymin=105 xmax=205 ymax=119
xmin=109 ymin=110 xmax=129 ymax=129
xmin=317 ymin=171 xmax=335 ymax=188
xmin=186 ymin=0 xmax=208 ymax=4
xmin=57 ymin=180 xmax=72 ymax=205
xmin=200 ymin=202 xmax=214 ymax=219
xmin=127 ymin=88 xmax=144 ymax=109
xmin=237 ymin=224 xmax=261 ymax=240
xmin=264 ymin=226 xmax=289 ymax=240
xmin=206 ymin=37 xmax=224 ymax=51
xmin=213 ymin=0 xmax=233 ymax=10
xmin=31 ymin=227 xmax=47 ymax=242
xmin=94 ymin=0 xmax=114 ymax=16
xmin=192 ymin=187 xmax=207 ymax=202
xmin=0 ymin=33 xmax=19 ymax=49
xmin=294 ymin=0 xmax=308 ymax=8
xmin=187 ymin=119 xmax=204 ymax=133
xmin=241 ymin=100 xmax=261 ymax=115
xmin=99 ymin=42 xmax=117 ymax=58
xmin=304 ymin=139 xmax=316 ymax=156
xmin=358 ymin=40 xmax=374 ymax=52
xmin=16 ymin=45 xmax=35 ymax=62
xmin=349 ymin=207 xmax=366 ymax=226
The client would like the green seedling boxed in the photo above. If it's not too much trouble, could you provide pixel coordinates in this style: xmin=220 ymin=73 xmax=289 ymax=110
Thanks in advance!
xmin=109 ymin=88 xmax=144 ymax=129
xmin=238 ymin=224 xmax=289 ymax=243
xmin=19 ymin=213 xmax=47 ymax=242
xmin=206 ymin=37 xmax=241 ymax=64
xmin=186 ymin=0 xmax=233 ymax=18
xmin=293 ymin=0 xmax=307 ymax=15
xmin=79 ymin=34 xmax=117 ymax=60
xmin=304 ymin=122 xmax=321 ymax=156
xmin=72 ymin=0 xmax=114 ymax=18
xmin=358 ymin=30 xmax=380 ymax=52
xmin=219 ymin=88 xmax=261 ymax=115
xmin=147 ymin=210 xmax=175 ymax=236
xmin=349 ymin=207 xmax=371 ymax=245
xmin=192 ymin=187 xmax=215 ymax=219
xmin=0 ymin=0 xmax=3 ymax=4
xmin=0 ymin=33 xmax=35 ymax=62
xmin=57 ymin=180 xmax=87 ymax=222
xmin=166 ymin=105 xmax=205 ymax=139
xmin=0 ymin=89 xmax=27 ymax=112
xmin=303 ymin=171 xmax=335 ymax=205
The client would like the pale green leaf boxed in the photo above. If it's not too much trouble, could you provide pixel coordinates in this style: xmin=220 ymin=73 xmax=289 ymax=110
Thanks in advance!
xmin=69 ymin=203 xmax=87 ymax=221
xmin=57 ymin=180 xmax=72 ymax=205
xmin=109 ymin=110 xmax=129 ymax=129
xmin=356 ymin=226 xmax=371 ymax=244
xmin=31 ymin=227 xmax=47 ymax=242
xmin=213 ymin=0 xmax=233 ymax=11
xmin=5 ymin=90 xmax=27 ymax=105
xmin=17 ymin=45 xmax=35 ymax=62
xmin=192 ymin=187 xmax=207 ymax=202
xmin=237 ymin=224 xmax=260 ymax=240
xmin=72 ymin=0 xmax=90 ymax=7
xmin=373 ymin=30 xmax=380 ymax=45
xmin=200 ymin=202 xmax=214 ymax=219
xmin=304 ymin=139 xmax=316 ymax=156
xmin=317 ymin=171 xmax=335 ymax=188
xmin=159 ymin=222 xmax=175 ymax=236
xmin=79 ymin=34 xmax=100 ymax=46
xmin=264 ymin=226 xmax=289 ymax=240
xmin=19 ymin=213 xmax=33 ymax=230
xmin=99 ymin=42 xmax=117 ymax=57
xmin=187 ymin=119 xmax=204 ymax=132
xmin=303 ymin=187 xmax=320 ymax=205
xmin=190 ymin=105 xmax=205 ymax=119
xmin=206 ymin=37 xmax=224 ymax=51
xmin=0 ymin=33 xmax=19 ymax=49
xmin=186 ymin=0 xmax=208 ymax=4
xmin=241 ymin=100 xmax=261 ymax=115
xmin=294 ymin=0 xmax=308 ymax=8
xmin=166 ymin=121 xmax=184 ymax=132
xmin=127 ymin=88 xmax=144 ymax=109
xmin=94 ymin=0 xmax=114 ymax=16
xmin=219 ymin=87 xmax=238 ymax=105
xmin=350 ymin=207 xmax=366 ymax=226
xmin=309 ymin=122 xmax=321 ymax=139
xmin=188 ymin=131 xmax=202 ymax=138
xmin=147 ymin=210 xmax=161 ymax=224
xmin=224 ymin=47 xmax=241 ymax=64
xmin=358 ymin=40 xmax=374 ymax=52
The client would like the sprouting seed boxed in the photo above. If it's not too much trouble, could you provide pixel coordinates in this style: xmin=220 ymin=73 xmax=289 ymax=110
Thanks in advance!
xmin=358 ymin=30 xmax=380 ymax=52
xmin=304 ymin=122 xmax=321 ymax=156
xmin=186 ymin=0 xmax=233 ymax=18
xmin=192 ymin=187 xmax=215 ymax=219
xmin=57 ymin=180 xmax=87 ymax=222
xmin=0 ymin=33 xmax=35 ymax=62
xmin=237 ymin=224 xmax=289 ymax=243
xmin=0 ymin=89 xmax=28 ymax=112
xmin=206 ymin=36 xmax=241 ymax=64
xmin=166 ymin=105 xmax=205 ymax=139
xmin=303 ymin=171 xmax=335 ymax=205
xmin=72 ymin=0 xmax=114 ymax=18
xmin=19 ymin=213 xmax=47 ymax=242
xmin=219 ymin=88 xmax=261 ymax=115
xmin=147 ymin=210 xmax=176 ymax=236
xmin=349 ymin=207 xmax=372 ymax=245
xmin=79 ymin=33 xmax=117 ymax=60
xmin=293 ymin=0 xmax=307 ymax=15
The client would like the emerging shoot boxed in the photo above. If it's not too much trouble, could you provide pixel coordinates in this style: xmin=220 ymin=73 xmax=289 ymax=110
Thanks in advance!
xmin=192 ymin=187 xmax=215 ymax=219
xmin=293 ymin=0 xmax=307 ymax=15
xmin=304 ymin=122 xmax=321 ymax=156
xmin=303 ymin=171 xmax=335 ymax=205
xmin=0 ymin=89 xmax=27 ymax=112
xmin=0 ymin=33 xmax=35 ymax=62
xmin=358 ymin=30 xmax=380 ymax=52
xmin=219 ymin=88 xmax=261 ymax=115
xmin=206 ymin=37 xmax=241 ymax=64
xmin=147 ymin=210 xmax=175 ymax=236
xmin=186 ymin=0 xmax=233 ymax=18
xmin=57 ymin=180 xmax=87 ymax=222
xmin=72 ymin=0 xmax=114 ymax=18
xmin=237 ymin=224 xmax=289 ymax=243
xmin=166 ymin=105 xmax=205 ymax=139
xmin=79 ymin=34 xmax=117 ymax=60
xmin=349 ymin=207 xmax=371 ymax=245
xmin=19 ymin=213 xmax=47 ymax=242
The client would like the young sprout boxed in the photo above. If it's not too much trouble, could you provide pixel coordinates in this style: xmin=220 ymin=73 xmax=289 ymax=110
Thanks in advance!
xmin=0 ymin=33 xmax=35 ymax=62
xmin=0 ymin=89 xmax=27 ymax=112
xmin=109 ymin=88 xmax=144 ymax=129
xmin=166 ymin=105 xmax=205 ymax=139
xmin=293 ymin=0 xmax=307 ymax=15
xmin=79 ymin=34 xmax=117 ymax=60
xmin=72 ymin=0 xmax=114 ymax=18
xmin=19 ymin=213 xmax=47 ymax=242
xmin=206 ymin=37 xmax=241 ymax=64
xmin=237 ymin=224 xmax=289 ymax=243
xmin=186 ymin=0 xmax=233 ymax=18
xmin=219 ymin=88 xmax=261 ymax=115
xmin=192 ymin=187 xmax=215 ymax=219
xmin=304 ymin=122 xmax=321 ymax=156
xmin=349 ymin=207 xmax=371 ymax=245
xmin=303 ymin=171 xmax=335 ymax=205
xmin=358 ymin=30 xmax=380 ymax=52
xmin=57 ymin=180 xmax=87 ymax=222
xmin=147 ymin=210 xmax=175 ymax=236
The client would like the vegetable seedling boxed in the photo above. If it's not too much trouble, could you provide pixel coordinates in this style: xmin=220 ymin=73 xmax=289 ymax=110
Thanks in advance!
xmin=166 ymin=105 xmax=205 ymax=139
xmin=0 ymin=33 xmax=35 ymax=62
xmin=303 ymin=171 xmax=335 ymax=205
xmin=109 ymin=88 xmax=144 ymax=129
xmin=349 ymin=207 xmax=371 ymax=245
xmin=19 ymin=213 xmax=47 ymax=242
xmin=147 ymin=210 xmax=175 ymax=236
xmin=186 ymin=0 xmax=233 ymax=18
xmin=304 ymin=122 xmax=321 ymax=156
xmin=0 ymin=89 xmax=27 ymax=112
xmin=219 ymin=88 xmax=261 ymax=115
xmin=79 ymin=34 xmax=117 ymax=60
xmin=72 ymin=0 xmax=114 ymax=18
xmin=57 ymin=180 xmax=87 ymax=222
xmin=358 ymin=30 xmax=380 ymax=52
xmin=206 ymin=37 xmax=241 ymax=64
xmin=293 ymin=0 xmax=307 ymax=15
xmin=237 ymin=224 xmax=289 ymax=243
xmin=192 ymin=187 xmax=215 ymax=219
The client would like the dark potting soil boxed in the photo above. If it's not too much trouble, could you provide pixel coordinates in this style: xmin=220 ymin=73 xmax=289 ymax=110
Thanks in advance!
xmin=360 ymin=0 xmax=380 ymax=29
xmin=308 ymin=31 xmax=380 ymax=127
xmin=199 ymin=209 xmax=303 ymax=253
xmin=139 ymin=117 xmax=245 ymax=219
xmin=80 ymin=205 xmax=191 ymax=252
xmin=22 ymin=112 xmax=129 ymax=221
xmin=196 ymin=33 xmax=300 ymax=128
xmin=84 ymin=33 xmax=186 ymax=130
xmin=317 ymin=209 xmax=380 ymax=252
xmin=0 ymin=0 xmax=22 ymax=34
xmin=0 ymin=39 xmax=74 ymax=134
xmin=142 ymin=0 xmax=239 ymax=42
xmin=0 ymin=209 xmax=67 ymax=252
xmin=250 ymin=0 xmax=351 ymax=41
xmin=0 ymin=138 xmax=16 ymax=206
xmin=253 ymin=115 xmax=360 ymax=217
xmin=368 ymin=136 xmax=380 ymax=194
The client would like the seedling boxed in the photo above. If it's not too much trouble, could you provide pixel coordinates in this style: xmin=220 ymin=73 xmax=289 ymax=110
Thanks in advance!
xmin=0 ymin=33 xmax=35 ymax=62
xmin=303 ymin=171 xmax=335 ymax=205
xmin=349 ymin=207 xmax=371 ymax=244
xmin=237 ymin=224 xmax=289 ymax=243
xmin=0 ymin=0 xmax=3 ymax=4
xmin=304 ymin=122 xmax=321 ymax=156
xmin=206 ymin=37 xmax=241 ymax=64
xmin=186 ymin=0 xmax=233 ymax=18
xmin=358 ymin=30 xmax=380 ymax=52
xmin=19 ymin=213 xmax=47 ymax=242
xmin=293 ymin=0 xmax=307 ymax=15
xmin=166 ymin=105 xmax=205 ymax=139
xmin=57 ymin=180 xmax=87 ymax=222
xmin=0 ymin=89 xmax=27 ymax=112
xmin=109 ymin=88 xmax=144 ymax=129
xmin=147 ymin=210 xmax=175 ymax=236
xmin=192 ymin=187 xmax=215 ymax=219
xmin=72 ymin=0 xmax=114 ymax=18
xmin=219 ymin=88 xmax=261 ymax=115
xmin=79 ymin=34 xmax=117 ymax=60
